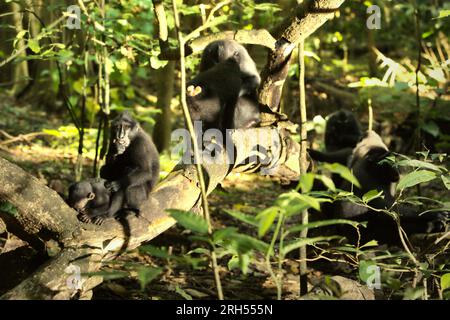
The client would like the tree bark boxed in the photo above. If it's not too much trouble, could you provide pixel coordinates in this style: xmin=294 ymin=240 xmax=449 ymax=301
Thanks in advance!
xmin=153 ymin=61 xmax=175 ymax=152
xmin=10 ymin=2 xmax=29 ymax=95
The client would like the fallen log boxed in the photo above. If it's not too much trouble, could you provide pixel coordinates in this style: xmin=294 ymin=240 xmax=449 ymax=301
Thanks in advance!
xmin=0 ymin=126 xmax=300 ymax=299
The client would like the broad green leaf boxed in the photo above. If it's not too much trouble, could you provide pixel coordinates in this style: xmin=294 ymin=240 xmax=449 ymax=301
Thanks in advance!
xmin=224 ymin=233 xmax=269 ymax=254
xmin=441 ymin=175 xmax=450 ymax=190
xmin=14 ymin=30 xmax=27 ymax=47
xmin=137 ymin=267 xmax=162 ymax=291
xmin=239 ymin=253 xmax=251 ymax=275
xmin=94 ymin=21 xmax=105 ymax=32
xmin=115 ymin=58 xmax=129 ymax=72
xmin=441 ymin=273 xmax=450 ymax=291
xmin=421 ymin=122 xmax=440 ymax=138
xmin=256 ymin=207 xmax=279 ymax=237
xmin=16 ymin=30 xmax=27 ymax=39
xmin=223 ymin=209 xmax=259 ymax=226
xmin=276 ymin=191 xmax=321 ymax=213
xmin=359 ymin=260 xmax=378 ymax=283
xmin=362 ymin=190 xmax=383 ymax=203
xmin=323 ymin=163 xmax=360 ymax=188
xmin=396 ymin=159 xmax=445 ymax=172
xmin=436 ymin=10 xmax=450 ymax=19
xmin=360 ymin=239 xmax=378 ymax=248
xmin=318 ymin=174 xmax=336 ymax=192
xmin=287 ymin=219 xmax=359 ymax=234
xmin=150 ymin=55 xmax=168 ymax=69
xmin=28 ymin=39 xmax=40 ymax=53
xmin=403 ymin=287 xmax=425 ymax=300
xmin=213 ymin=227 xmax=238 ymax=243
xmin=304 ymin=50 xmax=321 ymax=62
xmin=299 ymin=173 xmax=315 ymax=193
xmin=396 ymin=170 xmax=437 ymax=191
xmin=227 ymin=255 xmax=240 ymax=271
xmin=167 ymin=209 xmax=208 ymax=235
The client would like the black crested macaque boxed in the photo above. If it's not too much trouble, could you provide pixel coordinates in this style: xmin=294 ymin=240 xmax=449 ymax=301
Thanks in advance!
xmin=187 ymin=57 xmax=243 ymax=132
xmin=309 ymin=110 xmax=362 ymax=166
xmin=325 ymin=110 xmax=362 ymax=152
xmin=233 ymin=96 xmax=261 ymax=129
xmin=192 ymin=39 xmax=261 ymax=130
xmin=199 ymin=39 xmax=261 ymax=97
xmin=67 ymin=178 xmax=124 ymax=225
xmin=100 ymin=112 xmax=160 ymax=219
xmin=322 ymin=131 xmax=446 ymax=244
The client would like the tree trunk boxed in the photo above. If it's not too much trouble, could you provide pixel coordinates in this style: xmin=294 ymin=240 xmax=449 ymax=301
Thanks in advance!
xmin=10 ymin=2 xmax=29 ymax=95
xmin=153 ymin=61 xmax=176 ymax=152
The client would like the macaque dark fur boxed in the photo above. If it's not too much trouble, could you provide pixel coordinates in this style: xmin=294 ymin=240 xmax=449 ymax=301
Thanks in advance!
xmin=188 ymin=40 xmax=261 ymax=131
xmin=100 ymin=112 xmax=160 ymax=220
xmin=67 ymin=178 xmax=124 ymax=225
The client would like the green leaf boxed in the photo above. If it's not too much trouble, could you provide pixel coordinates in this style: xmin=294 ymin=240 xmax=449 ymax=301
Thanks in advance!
xmin=421 ymin=121 xmax=440 ymax=138
xmin=14 ymin=30 xmax=27 ymax=48
xmin=360 ymin=239 xmax=378 ymax=248
xmin=256 ymin=207 xmax=279 ymax=237
xmin=224 ymin=233 xmax=269 ymax=254
xmin=28 ymin=39 xmax=40 ymax=53
xmin=323 ymin=163 xmax=360 ymax=188
xmin=441 ymin=273 xmax=450 ymax=291
xmin=396 ymin=170 xmax=437 ymax=191
xmin=436 ymin=10 xmax=450 ymax=19
xmin=403 ymin=287 xmax=425 ymax=300
xmin=304 ymin=50 xmax=321 ymax=62
xmin=276 ymin=191 xmax=321 ymax=214
xmin=396 ymin=159 xmax=445 ymax=172
xmin=362 ymin=190 xmax=383 ymax=203
xmin=167 ymin=209 xmax=208 ymax=235
xmin=150 ymin=55 xmax=168 ymax=69
xmin=0 ymin=201 xmax=18 ymax=216
xmin=137 ymin=267 xmax=162 ymax=291
xmin=238 ymin=253 xmax=251 ymax=275
xmin=281 ymin=236 xmax=340 ymax=256
xmin=223 ymin=209 xmax=259 ymax=227
xmin=318 ymin=175 xmax=336 ymax=192
xmin=213 ymin=227 xmax=238 ymax=243
xmin=227 ymin=255 xmax=240 ymax=271
xmin=175 ymin=286 xmax=193 ymax=300
xmin=115 ymin=58 xmax=129 ymax=72
xmin=299 ymin=173 xmax=315 ymax=193
xmin=441 ymin=175 xmax=450 ymax=190
xmin=16 ymin=30 xmax=27 ymax=40
xmin=359 ymin=260 xmax=377 ymax=283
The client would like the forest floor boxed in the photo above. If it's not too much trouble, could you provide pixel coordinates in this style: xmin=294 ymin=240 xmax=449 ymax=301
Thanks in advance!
xmin=0 ymin=96 xmax=448 ymax=300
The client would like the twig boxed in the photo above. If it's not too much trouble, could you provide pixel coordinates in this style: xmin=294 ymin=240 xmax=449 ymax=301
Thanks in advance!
xmin=368 ymin=98 xmax=373 ymax=132
xmin=298 ymin=40 xmax=309 ymax=297
xmin=0 ymin=132 xmax=50 ymax=146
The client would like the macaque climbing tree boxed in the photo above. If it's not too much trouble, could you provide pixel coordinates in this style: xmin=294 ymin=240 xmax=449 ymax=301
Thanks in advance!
xmin=0 ymin=0 xmax=345 ymax=300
